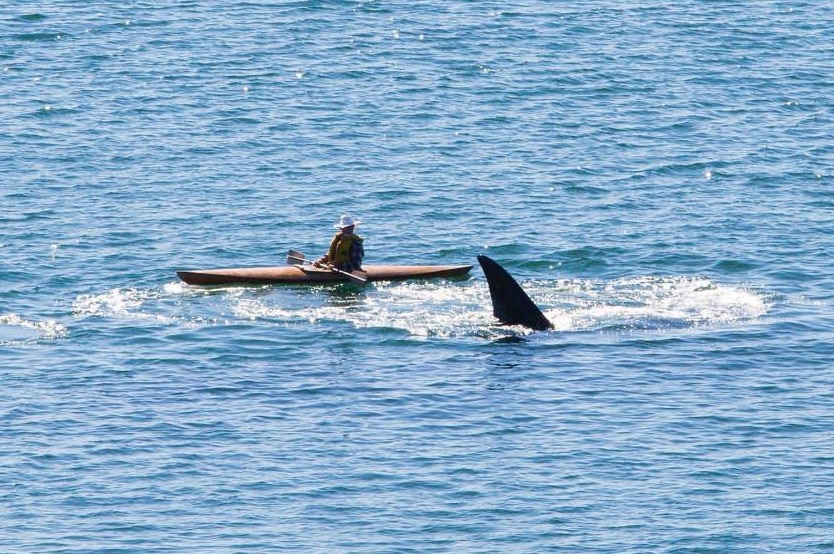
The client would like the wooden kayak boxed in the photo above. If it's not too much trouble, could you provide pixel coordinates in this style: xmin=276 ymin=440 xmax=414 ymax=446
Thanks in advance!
xmin=176 ymin=264 xmax=473 ymax=286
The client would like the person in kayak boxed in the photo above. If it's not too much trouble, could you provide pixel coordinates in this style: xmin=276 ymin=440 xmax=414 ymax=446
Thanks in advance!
xmin=313 ymin=214 xmax=365 ymax=272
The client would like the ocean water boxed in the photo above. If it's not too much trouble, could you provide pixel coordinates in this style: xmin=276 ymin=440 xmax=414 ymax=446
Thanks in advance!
xmin=3 ymin=1 xmax=834 ymax=552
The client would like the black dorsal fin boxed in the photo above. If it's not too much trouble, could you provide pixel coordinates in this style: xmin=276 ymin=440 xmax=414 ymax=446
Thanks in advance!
xmin=477 ymin=255 xmax=552 ymax=331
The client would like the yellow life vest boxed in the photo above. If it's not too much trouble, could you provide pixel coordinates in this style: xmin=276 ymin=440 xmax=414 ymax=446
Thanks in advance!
xmin=327 ymin=232 xmax=364 ymax=268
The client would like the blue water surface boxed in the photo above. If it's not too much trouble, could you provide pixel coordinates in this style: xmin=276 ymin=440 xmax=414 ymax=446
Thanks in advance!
xmin=3 ymin=2 xmax=834 ymax=552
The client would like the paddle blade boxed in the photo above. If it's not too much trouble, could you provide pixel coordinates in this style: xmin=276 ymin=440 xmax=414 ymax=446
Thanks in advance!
xmin=477 ymin=255 xmax=552 ymax=331
xmin=287 ymin=249 xmax=306 ymax=265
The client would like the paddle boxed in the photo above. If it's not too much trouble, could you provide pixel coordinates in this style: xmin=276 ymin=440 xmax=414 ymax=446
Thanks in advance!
xmin=286 ymin=249 xmax=367 ymax=285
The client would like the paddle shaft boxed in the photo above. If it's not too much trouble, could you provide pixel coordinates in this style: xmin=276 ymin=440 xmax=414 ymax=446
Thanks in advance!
xmin=287 ymin=250 xmax=367 ymax=284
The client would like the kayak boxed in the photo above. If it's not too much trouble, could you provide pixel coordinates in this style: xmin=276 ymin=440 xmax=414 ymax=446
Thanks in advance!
xmin=176 ymin=264 xmax=473 ymax=286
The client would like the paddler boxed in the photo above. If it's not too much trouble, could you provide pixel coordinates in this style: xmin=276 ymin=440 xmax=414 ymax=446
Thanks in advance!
xmin=313 ymin=214 xmax=365 ymax=272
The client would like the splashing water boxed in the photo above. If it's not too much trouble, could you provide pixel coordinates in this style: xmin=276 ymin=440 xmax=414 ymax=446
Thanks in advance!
xmin=142 ymin=275 xmax=774 ymax=339
xmin=542 ymin=275 xmax=770 ymax=333
xmin=0 ymin=313 xmax=68 ymax=345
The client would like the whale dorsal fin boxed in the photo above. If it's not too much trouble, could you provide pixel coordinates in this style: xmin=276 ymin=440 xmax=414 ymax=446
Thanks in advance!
xmin=477 ymin=255 xmax=552 ymax=331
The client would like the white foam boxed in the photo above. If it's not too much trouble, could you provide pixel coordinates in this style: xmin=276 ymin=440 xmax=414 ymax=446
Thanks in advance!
xmin=539 ymin=275 xmax=769 ymax=333
xmin=221 ymin=275 xmax=770 ymax=338
xmin=0 ymin=313 xmax=68 ymax=344
xmin=68 ymin=275 xmax=771 ymax=340
xmin=73 ymin=288 xmax=148 ymax=318
xmin=224 ymin=281 xmax=493 ymax=338
xmin=73 ymin=286 xmax=189 ymax=325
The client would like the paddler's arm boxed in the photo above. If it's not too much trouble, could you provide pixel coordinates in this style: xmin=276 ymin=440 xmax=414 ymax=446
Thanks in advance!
xmin=313 ymin=234 xmax=340 ymax=267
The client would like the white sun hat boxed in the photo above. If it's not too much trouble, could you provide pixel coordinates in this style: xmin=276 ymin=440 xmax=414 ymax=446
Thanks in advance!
xmin=335 ymin=214 xmax=361 ymax=229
